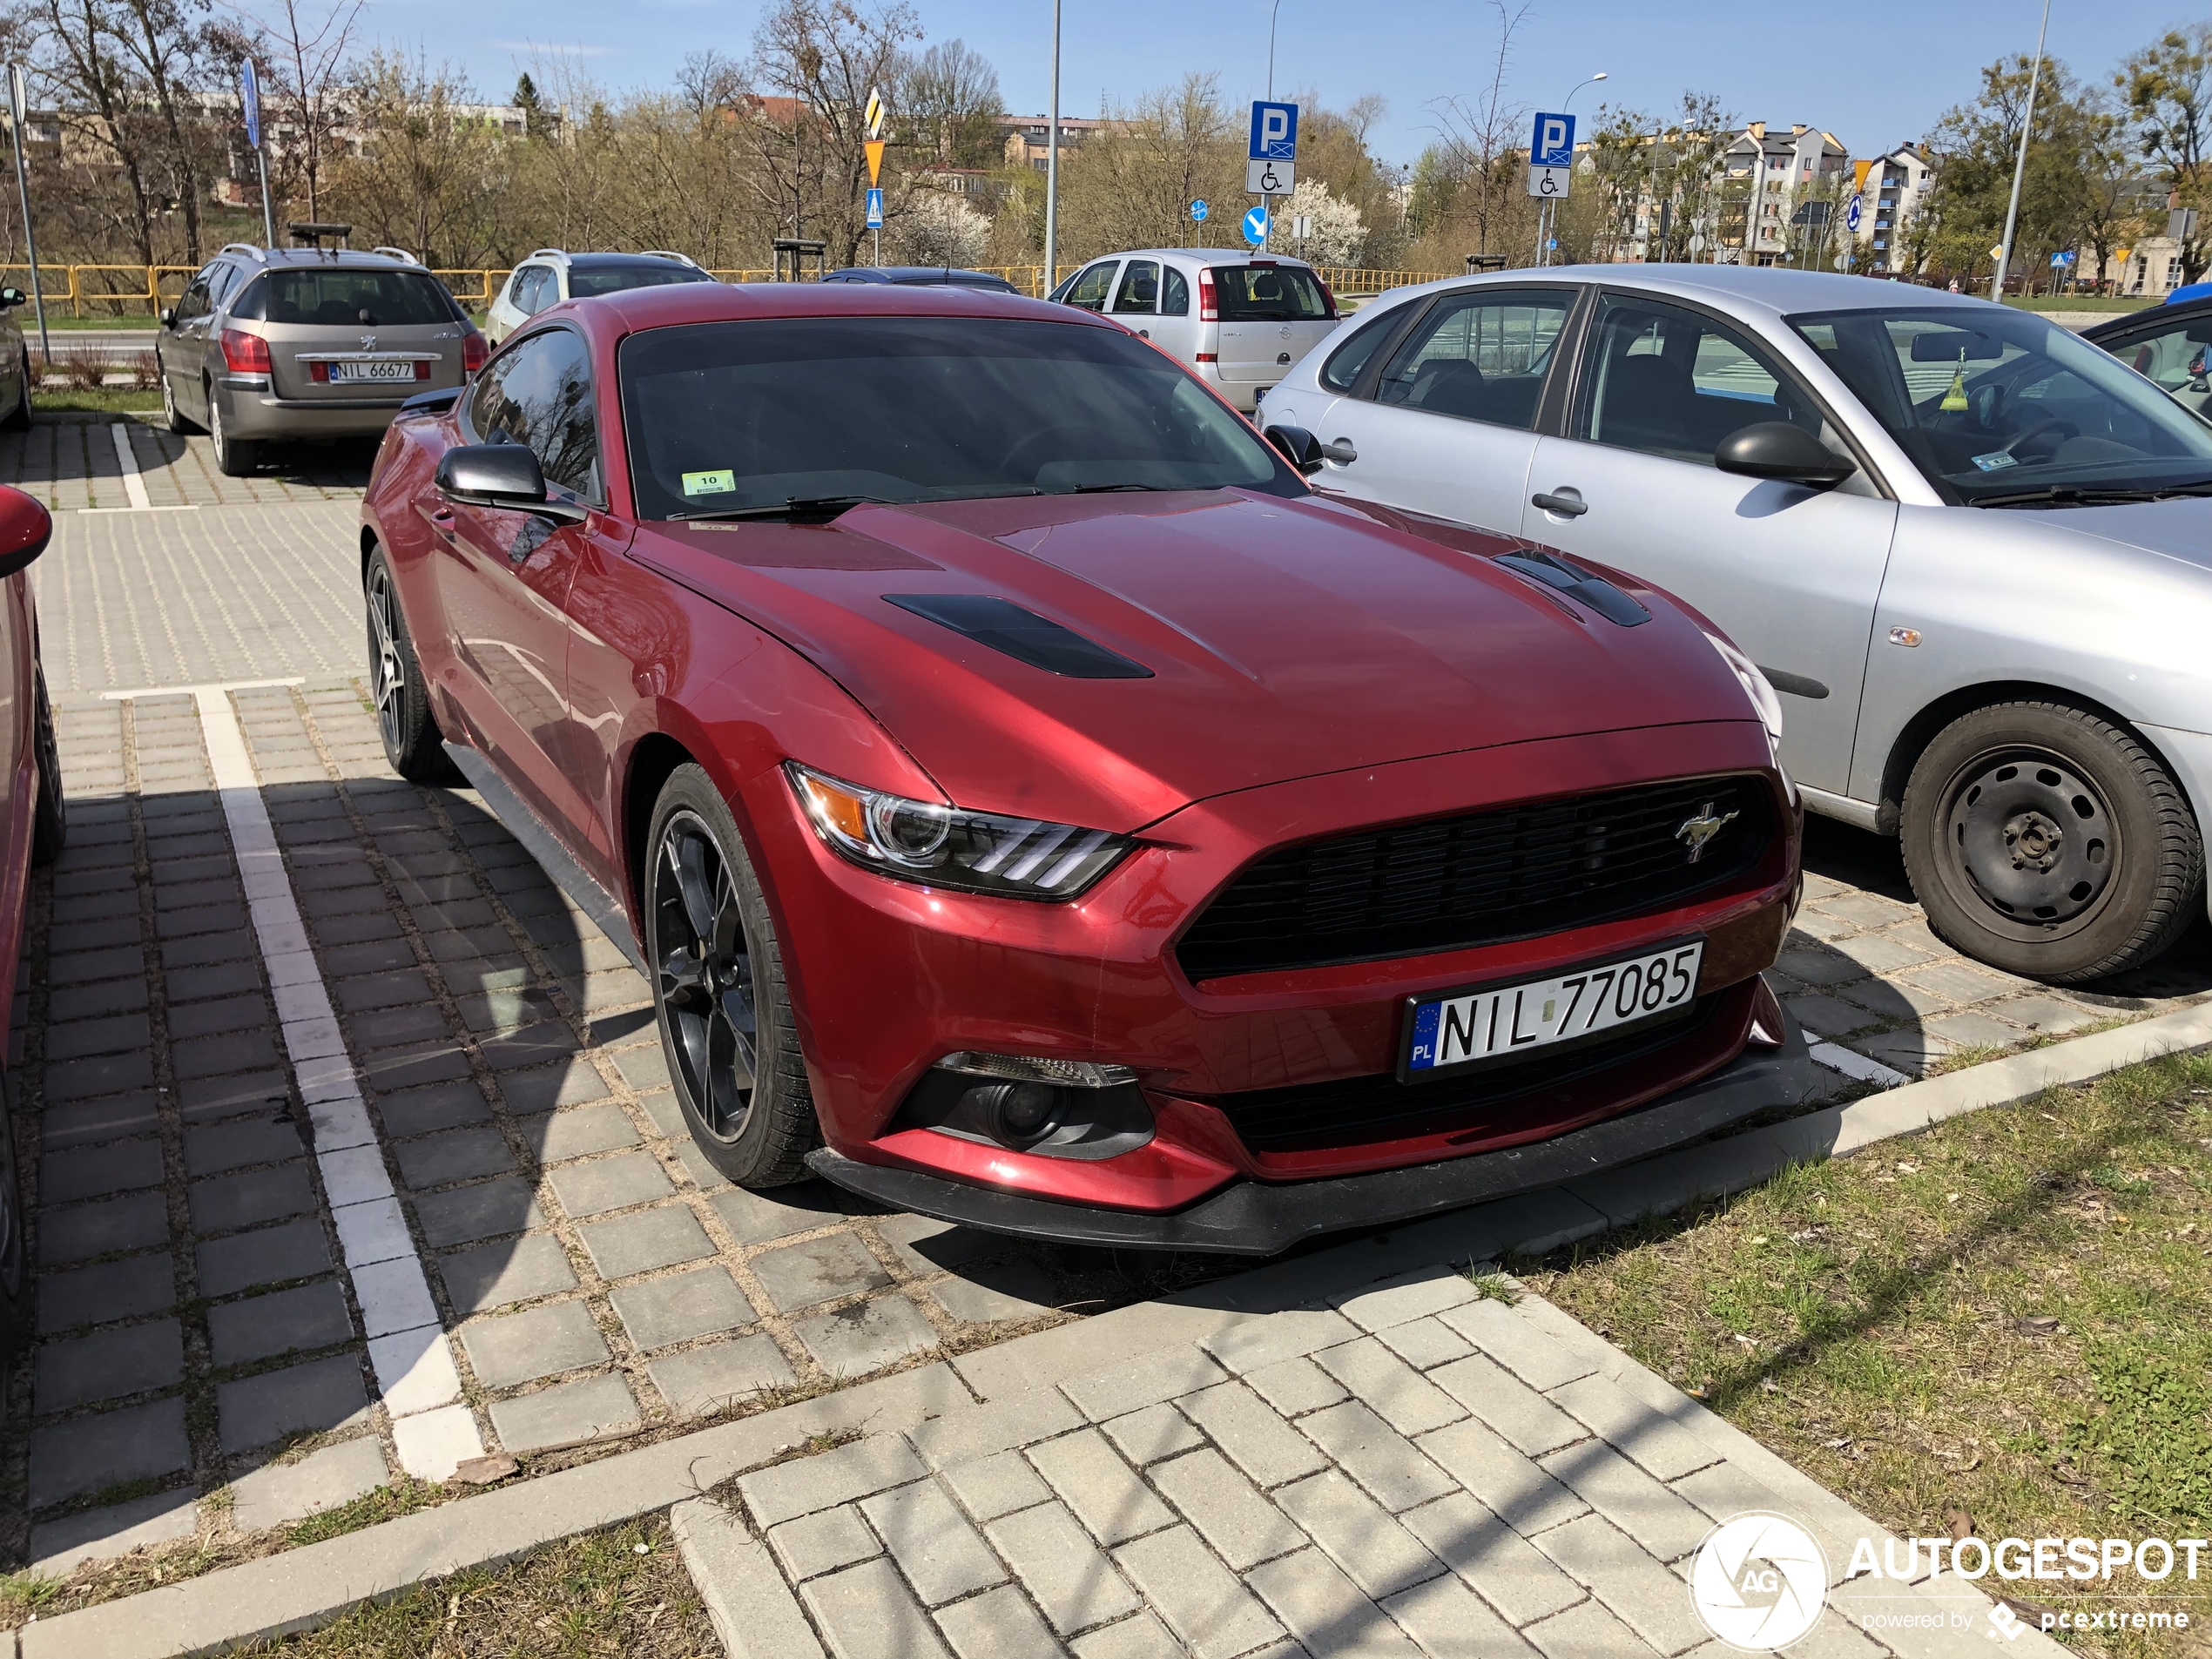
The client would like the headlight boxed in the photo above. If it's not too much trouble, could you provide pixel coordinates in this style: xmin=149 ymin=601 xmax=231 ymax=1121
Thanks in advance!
xmin=786 ymin=763 xmax=1133 ymax=900
xmin=1701 ymin=631 xmax=1797 ymax=806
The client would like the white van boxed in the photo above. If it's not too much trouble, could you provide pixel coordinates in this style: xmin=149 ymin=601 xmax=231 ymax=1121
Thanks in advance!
xmin=1048 ymin=249 xmax=1339 ymax=411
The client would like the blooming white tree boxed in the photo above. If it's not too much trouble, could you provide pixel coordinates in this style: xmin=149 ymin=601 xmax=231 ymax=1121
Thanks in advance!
xmin=1285 ymin=179 xmax=1366 ymax=266
xmin=893 ymin=188 xmax=992 ymax=267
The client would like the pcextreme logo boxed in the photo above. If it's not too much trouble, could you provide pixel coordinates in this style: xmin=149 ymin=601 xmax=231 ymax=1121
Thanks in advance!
xmin=1689 ymin=1512 xmax=1831 ymax=1652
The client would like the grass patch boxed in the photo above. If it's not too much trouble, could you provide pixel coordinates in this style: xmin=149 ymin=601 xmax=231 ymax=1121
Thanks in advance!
xmin=241 ymin=1515 xmax=711 ymax=1657
xmin=0 ymin=1571 xmax=64 ymax=1624
xmin=284 ymin=1480 xmax=442 ymax=1548
xmin=1528 ymin=1052 xmax=2212 ymax=1656
xmin=32 ymin=315 xmax=165 ymax=329
xmin=33 ymin=388 xmax=161 ymax=414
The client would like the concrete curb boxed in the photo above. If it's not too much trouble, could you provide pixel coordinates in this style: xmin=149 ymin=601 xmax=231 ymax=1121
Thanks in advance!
xmin=24 ymin=1000 xmax=2203 ymax=1657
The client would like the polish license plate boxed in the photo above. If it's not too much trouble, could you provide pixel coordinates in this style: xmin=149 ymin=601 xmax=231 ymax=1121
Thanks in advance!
xmin=1399 ymin=939 xmax=1705 ymax=1082
xmin=328 ymin=360 xmax=417 ymax=383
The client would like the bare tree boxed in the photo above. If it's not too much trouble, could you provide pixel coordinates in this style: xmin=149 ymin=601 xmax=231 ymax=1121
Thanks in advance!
xmin=249 ymin=0 xmax=362 ymax=222
xmin=26 ymin=0 xmax=160 ymax=261
xmin=1423 ymin=0 xmax=1533 ymax=259
xmin=111 ymin=0 xmax=212 ymax=260
xmin=897 ymin=37 xmax=1001 ymax=167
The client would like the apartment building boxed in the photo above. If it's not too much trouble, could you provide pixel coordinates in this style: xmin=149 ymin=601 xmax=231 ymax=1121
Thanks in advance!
xmin=1848 ymin=143 xmax=1941 ymax=274
xmin=997 ymin=116 xmax=1121 ymax=171
xmin=1719 ymin=122 xmax=1850 ymax=264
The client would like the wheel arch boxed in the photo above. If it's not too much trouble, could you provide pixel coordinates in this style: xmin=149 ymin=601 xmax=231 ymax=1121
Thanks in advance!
xmin=620 ymin=731 xmax=699 ymax=924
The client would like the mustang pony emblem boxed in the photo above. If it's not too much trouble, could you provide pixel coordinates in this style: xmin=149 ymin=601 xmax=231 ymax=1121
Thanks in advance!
xmin=1675 ymin=801 xmax=1739 ymax=863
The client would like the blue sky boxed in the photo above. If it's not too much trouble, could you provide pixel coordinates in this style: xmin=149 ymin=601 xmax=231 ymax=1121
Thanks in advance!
xmin=370 ymin=0 xmax=2192 ymax=168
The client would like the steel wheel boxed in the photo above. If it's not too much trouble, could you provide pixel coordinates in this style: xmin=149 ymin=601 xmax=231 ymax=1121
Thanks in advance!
xmin=367 ymin=563 xmax=408 ymax=755
xmin=651 ymin=809 xmax=759 ymax=1141
xmin=1941 ymin=748 xmax=2114 ymax=924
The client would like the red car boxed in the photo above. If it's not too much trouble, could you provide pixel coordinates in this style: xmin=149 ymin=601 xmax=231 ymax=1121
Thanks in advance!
xmin=0 ymin=484 xmax=65 ymax=1353
xmin=360 ymin=282 xmax=1810 ymax=1255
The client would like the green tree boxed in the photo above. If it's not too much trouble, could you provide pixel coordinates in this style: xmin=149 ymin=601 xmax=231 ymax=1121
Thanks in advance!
xmin=2120 ymin=25 xmax=2212 ymax=284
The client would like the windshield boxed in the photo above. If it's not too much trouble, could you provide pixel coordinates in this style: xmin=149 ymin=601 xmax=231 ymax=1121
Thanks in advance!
xmin=620 ymin=315 xmax=1299 ymax=519
xmin=249 ymin=269 xmax=458 ymax=327
xmin=1212 ymin=265 xmax=1333 ymax=321
xmin=1791 ymin=306 xmax=2212 ymax=504
xmin=568 ymin=264 xmax=711 ymax=298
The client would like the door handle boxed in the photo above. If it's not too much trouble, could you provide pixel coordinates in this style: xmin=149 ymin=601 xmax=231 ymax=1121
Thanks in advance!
xmin=1531 ymin=489 xmax=1588 ymax=517
xmin=1321 ymin=438 xmax=1357 ymax=465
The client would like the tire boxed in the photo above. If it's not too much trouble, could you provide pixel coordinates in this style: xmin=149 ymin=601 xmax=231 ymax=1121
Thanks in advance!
xmin=2 ymin=349 xmax=31 ymax=432
xmin=1900 ymin=700 xmax=2204 ymax=983
xmin=644 ymin=765 xmax=819 ymax=1187
xmin=161 ymin=367 xmax=199 ymax=435
xmin=364 ymin=547 xmax=459 ymax=783
xmin=30 ymin=664 xmax=64 ymax=864
xmin=209 ymin=388 xmax=258 ymax=475
xmin=0 ymin=1067 xmax=27 ymax=1363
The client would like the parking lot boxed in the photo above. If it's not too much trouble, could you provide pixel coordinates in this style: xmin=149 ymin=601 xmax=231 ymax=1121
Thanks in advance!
xmin=7 ymin=413 xmax=2209 ymax=1585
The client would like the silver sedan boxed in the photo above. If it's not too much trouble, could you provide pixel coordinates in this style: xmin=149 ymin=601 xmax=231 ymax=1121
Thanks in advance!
xmin=1261 ymin=266 xmax=2212 ymax=985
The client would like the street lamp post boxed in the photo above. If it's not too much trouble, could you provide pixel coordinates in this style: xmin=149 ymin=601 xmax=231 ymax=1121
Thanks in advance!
xmin=1537 ymin=71 xmax=1604 ymax=268
xmin=1042 ymin=0 xmax=1062 ymax=296
xmin=1993 ymin=0 xmax=2053 ymax=300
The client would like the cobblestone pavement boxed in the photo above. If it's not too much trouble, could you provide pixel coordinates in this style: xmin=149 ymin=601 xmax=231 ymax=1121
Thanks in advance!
xmin=4 ymin=413 xmax=2203 ymax=1607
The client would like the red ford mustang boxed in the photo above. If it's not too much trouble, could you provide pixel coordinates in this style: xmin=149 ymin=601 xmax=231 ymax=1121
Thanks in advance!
xmin=359 ymin=281 xmax=1811 ymax=1255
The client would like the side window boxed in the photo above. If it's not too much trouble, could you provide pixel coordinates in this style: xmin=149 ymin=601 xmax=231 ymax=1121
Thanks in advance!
xmin=489 ymin=330 xmax=599 ymax=501
xmin=468 ymin=344 xmax=529 ymax=448
xmin=206 ymin=263 xmax=242 ymax=312
xmin=1161 ymin=266 xmax=1190 ymax=316
xmin=1063 ymin=261 xmax=1118 ymax=312
xmin=226 ymin=274 xmax=267 ymax=321
xmin=2103 ymin=320 xmax=2212 ymax=407
xmin=1111 ymin=260 xmax=1159 ymax=314
xmin=1575 ymin=294 xmax=1819 ymax=464
xmin=173 ymin=266 xmax=215 ymax=324
xmin=1372 ymin=289 xmax=1572 ymax=428
xmin=1320 ymin=301 xmax=1415 ymax=394
xmin=513 ymin=266 xmax=553 ymax=315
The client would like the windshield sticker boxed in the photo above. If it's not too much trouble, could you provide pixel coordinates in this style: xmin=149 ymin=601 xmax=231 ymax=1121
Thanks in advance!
xmin=1970 ymin=450 xmax=2019 ymax=472
xmin=682 ymin=469 xmax=737 ymax=496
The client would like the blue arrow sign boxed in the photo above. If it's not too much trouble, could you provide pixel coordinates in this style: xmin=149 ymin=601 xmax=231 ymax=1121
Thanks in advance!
xmin=1191 ymin=199 xmax=1209 ymax=222
xmin=866 ymin=187 xmax=883 ymax=230
xmin=1530 ymin=111 xmax=1574 ymax=168
xmin=242 ymin=59 xmax=260 ymax=150
xmin=1249 ymin=101 xmax=1298 ymax=161
xmin=1243 ymin=206 xmax=1270 ymax=245
xmin=1845 ymin=193 xmax=1863 ymax=232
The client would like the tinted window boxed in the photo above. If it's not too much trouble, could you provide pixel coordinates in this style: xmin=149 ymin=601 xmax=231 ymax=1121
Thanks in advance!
xmin=1211 ymin=265 xmax=1331 ymax=321
xmin=1578 ymin=294 xmax=1817 ymax=464
xmin=2090 ymin=315 xmax=2212 ymax=415
xmin=173 ymin=267 xmax=214 ymax=324
xmin=263 ymin=269 xmax=455 ymax=327
xmin=227 ymin=276 xmax=267 ymax=321
xmin=1162 ymin=267 xmax=1190 ymax=317
xmin=206 ymin=263 xmax=243 ymax=311
xmin=1319 ymin=303 xmax=1407 ymax=392
xmin=566 ymin=263 xmax=711 ymax=298
xmin=620 ymin=316 xmax=1298 ymax=519
xmin=471 ymin=329 xmax=599 ymax=500
xmin=512 ymin=266 xmax=554 ymax=315
xmin=1373 ymin=290 xmax=1570 ymax=428
xmin=1063 ymin=261 xmax=1117 ymax=311
xmin=1112 ymin=260 xmax=1159 ymax=314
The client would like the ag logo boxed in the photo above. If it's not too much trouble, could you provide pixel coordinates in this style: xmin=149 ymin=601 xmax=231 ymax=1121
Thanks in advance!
xmin=1689 ymin=1512 xmax=1829 ymax=1651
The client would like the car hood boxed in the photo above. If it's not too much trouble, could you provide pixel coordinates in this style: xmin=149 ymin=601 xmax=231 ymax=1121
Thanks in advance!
xmin=2040 ymin=495 xmax=2212 ymax=576
xmin=631 ymin=489 xmax=1762 ymax=833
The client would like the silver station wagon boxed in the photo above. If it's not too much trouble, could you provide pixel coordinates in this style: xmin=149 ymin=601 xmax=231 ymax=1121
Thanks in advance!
xmin=1262 ymin=266 xmax=2212 ymax=985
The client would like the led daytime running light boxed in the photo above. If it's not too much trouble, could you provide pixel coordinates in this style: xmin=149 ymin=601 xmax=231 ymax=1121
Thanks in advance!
xmin=936 ymin=1051 xmax=1139 ymax=1089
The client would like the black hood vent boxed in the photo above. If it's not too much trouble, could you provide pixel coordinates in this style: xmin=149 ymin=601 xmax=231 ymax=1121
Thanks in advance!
xmin=883 ymin=593 xmax=1153 ymax=678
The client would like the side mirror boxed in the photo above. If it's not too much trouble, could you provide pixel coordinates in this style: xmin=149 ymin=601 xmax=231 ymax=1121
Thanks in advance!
xmin=1264 ymin=423 xmax=1325 ymax=475
xmin=158 ymin=307 xmax=176 ymax=329
xmin=0 ymin=287 xmax=23 ymax=310
xmin=435 ymin=442 xmax=588 ymax=523
xmin=1715 ymin=421 xmax=1856 ymax=489
xmin=0 ymin=485 xmax=52 ymax=577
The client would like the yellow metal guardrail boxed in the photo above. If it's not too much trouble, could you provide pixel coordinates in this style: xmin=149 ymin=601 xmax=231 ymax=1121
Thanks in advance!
xmin=0 ymin=260 xmax=1455 ymax=317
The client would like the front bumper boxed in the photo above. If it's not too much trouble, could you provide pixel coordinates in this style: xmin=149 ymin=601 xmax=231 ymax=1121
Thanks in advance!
xmin=809 ymin=1001 xmax=1814 ymax=1256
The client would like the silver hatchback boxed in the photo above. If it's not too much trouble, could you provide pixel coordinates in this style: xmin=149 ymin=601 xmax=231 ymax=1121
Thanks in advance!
xmin=1263 ymin=266 xmax=2212 ymax=985
xmin=157 ymin=239 xmax=486 ymax=475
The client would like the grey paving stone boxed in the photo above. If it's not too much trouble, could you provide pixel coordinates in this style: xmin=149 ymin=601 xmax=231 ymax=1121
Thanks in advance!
xmin=480 ymin=1022 xmax=578 ymax=1071
xmin=439 ymin=1232 xmax=579 ymax=1315
xmin=1373 ymin=1316 xmax=1475 ymax=1372
xmin=1521 ymin=1598 xmax=1662 ymax=1658
xmin=801 ymin=1558 xmax=951 ymax=1659
xmin=635 ymin=1089 xmax=685 ymax=1139
xmin=674 ymin=1143 xmax=731 ymax=1194
xmin=1244 ymin=1356 xmax=1350 ymax=1418
xmin=1312 ymin=1337 xmax=1466 ymax=1438
xmin=229 ymin=1436 xmax=390 ymax=1533
xmin=935 ymin=1583 xmax=1066 ymax=1659
xmin=217 ymin=1354 xmax=370 ymax=1453
xmin=647 ymin=1334 xmax=799 ymax=1418
xmin=412 ymin=1177 xmax=546 ymax=1246
xmin=861 ymin=1480 xmax=1006 ymax=1605
xmin=1534 ymin=1440 xmax=1710 ymax=1561
xmin=179 ymin=1070 xmax=293 ymax=1121
xmin=1988 ymin=993 xmax=2100 ymax=1035
xmin=460 ymin=1299 xmax=609 ymax=1389
xmin=1275 ymin=1468 xmax=1443 ymax=1598
xmin=198 ymin=1218 xmax=333 ymax=1298
xmin=38 ymin=1191 xmax=171 ymax=1264
xmin=1298 ymin=1401 xmax=1455 ymax=1514
xmin=189 ymin=1163 xmax=316 ymax=1234
xmin=1924 ymin=1009 xmax=2031 ymax=1048
xmin=1546 ymin=1374 xmax=1716 ymax=1483
xmin=1530 ymin=1512 xmax=1704 ymax=1654
xmin=1113 ymin=1525 xmax=1283 ymax=1659
xmin=1069 ymin=1613 xmax=1184 ymax=1659
xmin=362 ymin=1042 xmax=471 ymax=1092
xmin=377 ymin=1081 xmax=492 ymax=1137
xmin=521 ymin=1102 xmax=640 ymax=1163
xmin=165 ymin=960 xmax=266 ymax=1004
xmin=1847 ymin=1026 xmax=1955 ymax=1076
xmin=610 ymin=1264 xmax=756 ymax=1351
xmin=346 ymin=1004 xmax=451 ymax=1047
xmin=1103 ymin=1402 xmax=1207 ymax=1468
xmin=739 ymin=1434 xmax=927 ymax=1527
xmin=172 ymin=1029 xmax=280 ymax=1080
xmin=321 ymin=937 xmax=422 ymax=976
xmin=488 ymin=1372 xmax=641 ymax=1453
xmin=610 ymin=1043 xmax=671 ymax=1092
xmin=1180 ymin=1380 xmax=1333 ymax=1487
xmin=1435 ymin=1299 xmax=1598 ymax=1393
xmin=752 ymin=1231 xmax=892 ymax=1312
xmin=207 ymin=1281 xmax=354 ymax=1366
xmin=166 ymin=994 xmax=270 ymax=1040
xmin=1415 ymin=1421 xmax=1588 ymax=1538
xmin=394 ymin=1127 xmax=515 ymax=1190
xmin=941 ymin=1451 xmax=1053 ymax=1523
xmin=35 ymin=1318 xmax=185 ymax=1411
xmin=1398 ymin=1492 xmax=1586 ymax=1626
xmin=907 ymin=1386 xmax=1083 ymax=1473
xmin=44 ymin=1010 xmax=152 ymax=1061
xmin=1062 ymin=1345 xmax=1231 ymax=1424
xmin=1782 ymin=993 xmax=1881 ymax=1039
xmin=709 ymin=1181 xmax=845 ymax=1245
xmin=39 ymin=1092 xmax=162 ymax=1150
xmin=1331 ymin=1267 xmax=1480 ymax=1333
xmin=27 ymin=1395 xmax=191 ymax=1507
xmin=579 ymin=1204 xmax=715 ymax=1280
xmin=183 ymin=1115 xmax=306 ymax=1177
xmin=1245 ymin=1547 xmax=1419 ymax=1659
xmin=791 ymin=1291 xmax=940 ymax=1377
xmin=768 ymin=1505 xmax=879 ymax=1581
xmin=1428 ymin=1353 xmax=1584 ymax=1456
xmin=1028 ymin=1427 xmax=1174 ymax=1548
xmin=40 ymin=1136 xmax=165 ymax=1203
xmin=29 ymin=1489 xmax=199 ymax=1576
xmin=1771 ymin=947 xmax=1863 ymax=988
xmin=986 ymin=1501 xmax=1144 ymax=1636
xmin=37 ymin=1251 xmax=176 ymax=1334
xmin=502 ymin=1063 xmax=614 ymax=1116
xmin=1152 ymin=1448 xmax=1305 ymax=1571
xmin=927 ymin=1260 xmax=1063 ymax=1325
xmin=335 ymin=970 xmax=432 ymax=1014
xmin=544 ymin=1151 xmax=673 ymax=1217
xmin=1832 ymin=975 xmax=1949 ymax=1022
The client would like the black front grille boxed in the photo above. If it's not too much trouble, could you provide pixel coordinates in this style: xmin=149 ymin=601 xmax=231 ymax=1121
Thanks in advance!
xmin=1210 ymin=994 xmax=1719 ymax=1153
xmin=1178 ymin=774 xmax=1774 ymax=980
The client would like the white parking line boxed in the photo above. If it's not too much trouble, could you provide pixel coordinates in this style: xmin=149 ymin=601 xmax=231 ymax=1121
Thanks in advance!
xmin=1800 ymin=1025 xmax=1912 ymax=1089
xmin=72 ymin=421 xmax=199 ymax=514
xmin=187 ymin=684 xmax=487 ymax=1479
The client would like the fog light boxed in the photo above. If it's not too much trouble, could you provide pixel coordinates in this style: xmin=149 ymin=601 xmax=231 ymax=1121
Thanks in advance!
xmin=898 ymin=1059 xmax=1155 ymax=1161
xmin=993 ymin=1081 xmax=1060 ymax=1143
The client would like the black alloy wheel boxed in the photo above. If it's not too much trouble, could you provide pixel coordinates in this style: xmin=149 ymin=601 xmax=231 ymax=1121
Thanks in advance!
xmin=30 ymin=664 xmax=64 ymax=863
xmin=363 ymin=549 xmax=456 ymax=782
xmin=210 ymin=390 xmax=259 ymax=476
xmin=1903 ymin=701 xmax=2202 ymax=983
xmin=161 ymin=365 xmax=199 ymax=435
xmin=644 ymin=765 xmax=818 ymax=1187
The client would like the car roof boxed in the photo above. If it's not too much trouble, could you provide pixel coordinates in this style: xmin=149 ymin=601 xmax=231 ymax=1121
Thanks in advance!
xmin=586 ymin=280 xmax=1116 ymax=334
xmin=1110 ymin=249 xmax=1318 ymax=267
xmin=226 ymin=247 xmax=426 ymax=272
xmin=828 ymin=266 xmax=1015 ymax=285
xmin=2079 ymin=299 xmax=2209 ymax=341
xmin=562 ymin=252 xmax=698 ymax=269
xmin=1425 ymin=263 xmax=2000 ymax=321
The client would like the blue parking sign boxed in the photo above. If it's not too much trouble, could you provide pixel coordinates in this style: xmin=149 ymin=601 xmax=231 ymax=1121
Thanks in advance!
xmin=1530 ymin=111 xmax=1574 ymax=168
xmin=866 ymin=187 xmax=883 ymax=229
xmin=1249 ymin=101 xmax=1298 ymax=161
